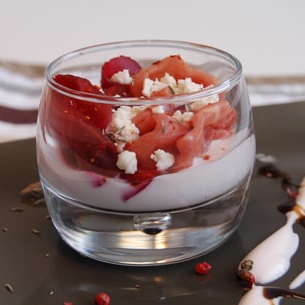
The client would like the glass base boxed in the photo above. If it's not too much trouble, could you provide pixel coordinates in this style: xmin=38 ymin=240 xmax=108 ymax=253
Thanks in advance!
xmin=42 ymin=181 xmax=249 ymax=266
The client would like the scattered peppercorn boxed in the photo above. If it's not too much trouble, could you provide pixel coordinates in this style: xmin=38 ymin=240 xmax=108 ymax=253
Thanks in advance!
xmin=195 ymin=261 xmax=212 ymax=275
xmin=237 ymin=259 xmax=255 ymax=290
xmin=237 ymin=269 xmax=255 ymax=290
xmin=94 ymin=292 xmax=111 ymax=305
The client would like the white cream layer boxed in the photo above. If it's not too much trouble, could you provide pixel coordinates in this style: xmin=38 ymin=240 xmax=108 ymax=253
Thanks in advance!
xmin=37 ymin=132 xmax=255 ymax=212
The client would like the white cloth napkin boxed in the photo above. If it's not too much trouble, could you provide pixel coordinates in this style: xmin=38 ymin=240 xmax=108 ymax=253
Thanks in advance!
xmin=246 ymin=76 xmax=305 ymax=106
xmin=1 ymin=62 xmax=305 ymax=143
xmin=0 ymin=62 xmax=44 ymax=142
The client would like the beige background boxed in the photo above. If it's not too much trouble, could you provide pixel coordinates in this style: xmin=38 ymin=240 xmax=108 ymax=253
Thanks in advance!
xmin=1 ymin=0 xmax=305 ymax=77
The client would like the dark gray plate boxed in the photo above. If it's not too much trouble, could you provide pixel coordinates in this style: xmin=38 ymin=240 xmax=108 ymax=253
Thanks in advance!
xmin=1 ymin=102 xmax=305 ymax=305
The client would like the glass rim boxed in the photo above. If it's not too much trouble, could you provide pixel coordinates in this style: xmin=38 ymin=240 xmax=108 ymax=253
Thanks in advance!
xmin=45 ymin=39 xmax=243 ymax=106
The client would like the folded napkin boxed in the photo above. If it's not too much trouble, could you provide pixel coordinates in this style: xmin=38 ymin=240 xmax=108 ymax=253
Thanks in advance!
xmin=246 ymin=76 xmax=305 ymax=106
xmin=0 ymin=61 xmax=44 ymax=142
xmin=1 ymin=61 xmax=305 ymax=143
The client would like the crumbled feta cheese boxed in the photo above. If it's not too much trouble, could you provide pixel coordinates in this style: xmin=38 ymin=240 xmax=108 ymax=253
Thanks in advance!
xmin=111 ymin=69 xmax=133 ymax=84
xmin=176 ymin=78 xmax=203 ymax=94
xmin=131 ymin=105 xmax=150 ymax=114
xmin=189 ymin=94 xmax=219 ymax=111
xmin=160 ymin=73 xmax=177 ymax=87
xmin=172 ymin=110 xmax=194 ymax=123
xmin=142 ymin=78 xmax=167 ymax=97
xmin=108 ymin=106 xmax=140 ymax=143
xmin=150 ymin=149 xmax=175 ymax=171
xmin=141 ymin=73 xmax=207 ymax=98
xmin=116 ymin=150 xmax=137 ymax=174
xmin=152 ymin=105 xmax=165 ymax=114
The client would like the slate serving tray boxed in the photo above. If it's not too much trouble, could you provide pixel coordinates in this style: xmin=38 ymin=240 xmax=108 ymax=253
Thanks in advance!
xmin=0 ymin=101 xmax=305 ymax=305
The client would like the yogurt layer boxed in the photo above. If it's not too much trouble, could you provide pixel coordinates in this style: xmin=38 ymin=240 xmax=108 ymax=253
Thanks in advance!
xmin=37 ymin=131 xmax=255 ymax=212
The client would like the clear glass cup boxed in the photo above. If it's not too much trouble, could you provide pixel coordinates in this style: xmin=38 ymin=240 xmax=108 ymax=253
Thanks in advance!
xmin=36 ymin=40 xmax=255 ymax=266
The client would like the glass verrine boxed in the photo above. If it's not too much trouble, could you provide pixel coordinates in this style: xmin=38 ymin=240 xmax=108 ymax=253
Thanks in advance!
xmin=36 ymin=40 xmax=255 ymax=266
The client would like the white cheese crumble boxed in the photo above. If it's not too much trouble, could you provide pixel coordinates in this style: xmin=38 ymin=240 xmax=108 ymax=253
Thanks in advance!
xmin=189 ymin=93 xmax=219 ymax=111
xmin=160 ymin=73 xmax=177 ymax=87
xmin=116 ymin=150 xmax=137 ymax=174
xmin=140 ymin=73 xmax=219 ymax=112
xmin=142 ymin=73 xmax=205 ymax=97
xmin=172 ymin=110 xmax=194 ymax=123
xmin=108 ymin=106 xmax=140 ymax=143
xmin=150 ymin=149 xmax=175 ymax=171
xmin=175 ymin=77 xmax=203 ymax=94
xmin=152 ymin=105 xmax=165 ymax=114
xmin=111 ymin=69 xmax=133 ymax=84
xmin=142 ymin=78 xmax=167 ymax=97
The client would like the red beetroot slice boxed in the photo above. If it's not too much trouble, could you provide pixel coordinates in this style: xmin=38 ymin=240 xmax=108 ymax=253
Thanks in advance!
xmin=53 ymin=74 xmax=113 ymax=130
xmin=102 ymin=83 xmax=131 ymax=97
xmin=54 ymin=74 xmax=102 ymax=95
xmin=47 ymin=97 xmax=119 ymax=174
xmin=48 ymin=74 xmax=118 ymax=173
xmin=101 ymin=55 xmax=142 ymax=89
